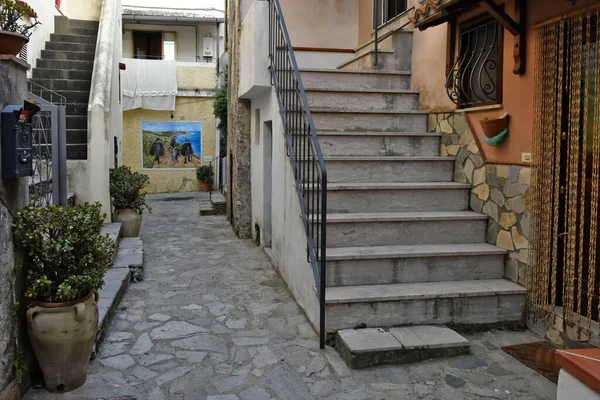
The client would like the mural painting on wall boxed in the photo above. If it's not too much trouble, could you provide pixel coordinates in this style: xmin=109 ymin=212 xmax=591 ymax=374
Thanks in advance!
xmin=143 ymin=121 xmax=202 ymax=169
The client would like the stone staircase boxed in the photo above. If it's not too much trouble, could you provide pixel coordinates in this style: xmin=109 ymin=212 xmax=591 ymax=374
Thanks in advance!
xmin=30 ymin=16 xmax=99 ymax=160
xmin=298 ymin=24 xmax=526 ymax=368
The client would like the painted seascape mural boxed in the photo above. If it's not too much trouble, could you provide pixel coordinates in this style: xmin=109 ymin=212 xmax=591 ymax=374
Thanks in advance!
xmin=142 ymin=121 xmax=202 ymax=169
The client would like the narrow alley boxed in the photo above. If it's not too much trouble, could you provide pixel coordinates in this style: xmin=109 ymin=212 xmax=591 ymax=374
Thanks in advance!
xmin=25 ymin=193 xmax=556 ymax=400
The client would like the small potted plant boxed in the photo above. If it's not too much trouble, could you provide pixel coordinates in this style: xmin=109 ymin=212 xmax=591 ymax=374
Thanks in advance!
xmin=109 ymin=166 xmax=151 ymax=237
xmin=13 ymin=202 xmax=114 ymax=393
xmin=480 ymin=112 xmax=509 ymax=144
xmin=0 ymin=0 xmax=41 ymax=55
xmin=196 ymin=165 xmax=213 ymax=192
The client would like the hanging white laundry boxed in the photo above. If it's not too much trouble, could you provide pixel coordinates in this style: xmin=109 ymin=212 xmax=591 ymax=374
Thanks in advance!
xmin=122 ymin=59 xmax=178 ymax=111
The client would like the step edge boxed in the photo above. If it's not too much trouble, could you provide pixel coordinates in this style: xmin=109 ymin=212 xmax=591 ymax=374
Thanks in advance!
xmin=327 ymin=245 xmax=507 ymax=260
xmin=301 ymin=68 xmax=411 ymax=75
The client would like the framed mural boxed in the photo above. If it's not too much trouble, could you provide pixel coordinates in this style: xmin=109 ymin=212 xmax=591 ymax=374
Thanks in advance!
xmin=142 ymin=121 xmax=202 ymax=169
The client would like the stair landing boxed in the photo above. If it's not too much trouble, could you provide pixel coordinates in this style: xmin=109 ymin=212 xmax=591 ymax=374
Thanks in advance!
xmin=336 ymin=325 xmax=470 ymax=369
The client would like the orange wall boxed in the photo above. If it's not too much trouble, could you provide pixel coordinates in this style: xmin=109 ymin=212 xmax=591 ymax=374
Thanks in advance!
xmin=358 ymin=0 xmax=372 ymax=46
xmin=411 ymin=0 xmax=599 ymax=164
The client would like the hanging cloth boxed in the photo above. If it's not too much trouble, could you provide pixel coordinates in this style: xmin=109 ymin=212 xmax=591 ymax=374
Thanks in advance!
xmin=122 ymin=59 xmax=178 ymax=111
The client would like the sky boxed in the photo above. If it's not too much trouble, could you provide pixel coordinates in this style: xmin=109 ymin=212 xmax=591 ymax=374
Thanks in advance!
xmin=122 ymin=0 xmax=225 ymax=11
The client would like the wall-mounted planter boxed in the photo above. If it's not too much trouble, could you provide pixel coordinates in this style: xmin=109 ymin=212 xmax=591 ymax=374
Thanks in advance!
xmin=481 ymin=113 xmax=509 ymax=146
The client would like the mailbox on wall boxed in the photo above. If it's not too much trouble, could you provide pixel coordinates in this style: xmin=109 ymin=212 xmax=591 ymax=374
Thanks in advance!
xmin=1 ymin=103 xmax=37 ymax=179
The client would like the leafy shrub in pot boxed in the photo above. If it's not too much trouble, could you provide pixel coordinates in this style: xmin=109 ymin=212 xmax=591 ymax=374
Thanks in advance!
xmin=13 ymin=202 xmax=114 ymax=392
xmin=109 ymin=166 xmax=151 ymax=237
xmin=196 ymin=165 xmax=213 ymax=192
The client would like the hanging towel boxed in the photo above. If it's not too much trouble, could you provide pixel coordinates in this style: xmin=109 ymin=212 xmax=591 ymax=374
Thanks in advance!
xmin=122 ymin=59 xmax=178 ymax=111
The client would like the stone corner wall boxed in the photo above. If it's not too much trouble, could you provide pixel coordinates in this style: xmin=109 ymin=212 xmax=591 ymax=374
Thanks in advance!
xmin=431 ymin=113 xmax=532 ymax=287
xmin=227 ymin=0 xmax=253 ymax=239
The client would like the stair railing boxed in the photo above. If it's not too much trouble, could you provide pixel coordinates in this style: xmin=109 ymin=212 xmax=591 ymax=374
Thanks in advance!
xmin=373 ymin=1 xmax=415 ymax=66
xmin=268 ymin=0 xmax=328 ymax=349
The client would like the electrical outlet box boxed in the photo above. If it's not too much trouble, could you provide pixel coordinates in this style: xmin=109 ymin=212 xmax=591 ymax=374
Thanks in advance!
xmin=522 ymin=152 xmax=532 ymax=163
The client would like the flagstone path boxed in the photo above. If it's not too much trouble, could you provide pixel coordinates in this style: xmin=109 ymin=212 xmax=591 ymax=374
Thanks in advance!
xmin=26 ymin=192 xmax=556 ymax=400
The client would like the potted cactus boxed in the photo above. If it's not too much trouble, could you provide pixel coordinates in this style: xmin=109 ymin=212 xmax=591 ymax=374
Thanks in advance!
xmin=0 ymin=0 xmax=41 ymax=55
xmin=109 ymin=166 xmax=151 ymax=237
xmin=13 ymin=202 xmax=114 ymax=393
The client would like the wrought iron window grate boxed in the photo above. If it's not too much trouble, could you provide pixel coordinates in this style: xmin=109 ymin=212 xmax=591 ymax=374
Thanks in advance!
xmin=446 ymin=19 xmax=500 ymax=108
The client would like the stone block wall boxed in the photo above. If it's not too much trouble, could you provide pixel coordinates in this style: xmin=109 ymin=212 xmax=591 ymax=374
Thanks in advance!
xmin=431 ymin=113 xmax=532 ymax=286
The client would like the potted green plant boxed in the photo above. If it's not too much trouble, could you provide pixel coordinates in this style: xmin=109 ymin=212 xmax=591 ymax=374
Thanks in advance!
xmin=13 ymin=202 xmax=114 ymax=393
xmin=109 ymin=166 xmax=151 ymax=237
xmin=0 ymin=0 xmax=41 ymax=55
xmin=196 ymin=165 xmax=213 ymax=192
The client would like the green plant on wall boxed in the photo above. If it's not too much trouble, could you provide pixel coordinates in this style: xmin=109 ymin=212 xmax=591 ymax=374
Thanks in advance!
xmin=0 ymin=0 xmax=41 ymax=37
xmin=213 ymin=77 xmax=228 ymax=158
xmin=110 ymin=166 xmax=151 ymax=214
xmin=12 ymin=202 xmax=114 ymax=303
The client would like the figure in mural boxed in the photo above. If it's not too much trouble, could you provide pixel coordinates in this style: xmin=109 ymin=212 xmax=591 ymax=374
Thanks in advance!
xmin=171 ymin=146 xmax=180 ymax=163
xmin=181 ymin=138 xmax=194 ymax=163
xmin=149 ymin=138 xmax=165 ymax=164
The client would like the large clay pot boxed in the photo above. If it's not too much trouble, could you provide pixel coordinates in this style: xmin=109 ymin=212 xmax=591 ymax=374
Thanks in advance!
xmin=199 ymin=181 xmax=210 ymax=192
xmin=27 ymin=292 xmax=99 ymax=393
xmin=112 ymin=208 xmax=142 ymax=237
xmin=0 ymin=30 xmax=28 ymax=56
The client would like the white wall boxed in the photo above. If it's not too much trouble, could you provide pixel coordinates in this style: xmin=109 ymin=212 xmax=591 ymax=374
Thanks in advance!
xmin=294 ymin=51 xmax=354 ymax=69
xmin=60 ymin=0 xmax=103 ymax=20
xmin=24 ymin=0 xmax=60 ymax=71
xmin=110 ymin=15 xmax=124 ymax=168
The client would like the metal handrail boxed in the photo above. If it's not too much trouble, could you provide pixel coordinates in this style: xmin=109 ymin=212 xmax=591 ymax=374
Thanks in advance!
xmin=27 ymin=80 xmax=66 ymax=107
xmin=268 ymin=0 xmax=328 ymax=349
xmin=373 ymin=2 xmax=415 ymax=66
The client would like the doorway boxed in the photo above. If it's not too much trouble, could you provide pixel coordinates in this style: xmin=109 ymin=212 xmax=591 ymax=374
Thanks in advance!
xmin=263 ymin=121 xmax=273 ymax=248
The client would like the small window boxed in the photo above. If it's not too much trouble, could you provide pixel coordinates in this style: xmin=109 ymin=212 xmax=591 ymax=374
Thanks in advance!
xmin=446 ymin=17 xmax=503 ymax=108
xmin=133 ymin=31 xmax=177 ymax=60
xmin=374 ymin=0 xmax=407 ymax=28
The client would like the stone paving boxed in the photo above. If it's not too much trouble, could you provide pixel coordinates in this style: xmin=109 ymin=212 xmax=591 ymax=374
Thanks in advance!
xmin=26 ymin=192 xmax=556 ymax=400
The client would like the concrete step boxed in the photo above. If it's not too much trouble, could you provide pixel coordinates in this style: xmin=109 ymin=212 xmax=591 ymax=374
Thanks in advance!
xmin=41 ymin=49 xmax=95 ymax=61
xmin=316 ymin=131 xmax=440 ymax=157
xmin=355 ymin=28 xmax=413 ymax=58
xmin=324 ymin=279 xmax=526 ymax=332
xmin=326 ymin=243 xmax=507 ymax=286
xmin=317 ymin=156 xmax=454 ymax=183
xmin=68 ymin=19 xmax=100 ymax=29
xmin=300 ymin=68 xmax=411 ymax=90
xmin=326 ymin=182 xmax=470 ymax=213
xmin=50 ymin=33 xmax=98 ymax=45
xmin=32 ymin=68 xmax=93 ymax=80
xmin=324 ymin=211 xmax=488 ymax=247
xmin=30 ymin=78 xmax=91 ymax=91
xmin=336 ymin=326 xmax=469 ymax=369
xmin=45 ymin=41 xmax=96 ymax=53
xmin=310 ymin=108 xmax=428 ymax=132
xmin=97 ymin=267 xmax=131 ymax=346
xmin=67 ymin=144 xmax=88 ymax=160
xmin=36 ymin=58 xmax=94 ymax=71
xmin=67 ymin=102 xmax=89 ymax=115
xmin=68 ymin=27 xmax=99 ymax=36
xmin=306 ymin=88 xmax=419 ymax=112
xmin=55 ymin=90 xmax=90 ymax=103
xmin=67 ymin=129 xmax=87 ymax=144
xmin=339 ymin=49 xmax=410 ymax=72
xmin=114 ymin=237 xmax=144 ymax=282
xmin=67 ymin=115 xmax=87 ymax=130
xmin=102 ymin=222 xmax=122 ymax=251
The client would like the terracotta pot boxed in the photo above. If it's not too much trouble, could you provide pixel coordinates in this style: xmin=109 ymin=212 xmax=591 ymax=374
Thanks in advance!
xmin=480 ymin=116 xmax=509 ymax=138
xmin=0 ymin=30 xmax=28 ymax=56
xmin=199 ymin=181 xmax=210 ymax=192
xmin=27 ymin=292 xmax=99 ymax=393
xmin=112 ymin=208 xmax=142 ymax=237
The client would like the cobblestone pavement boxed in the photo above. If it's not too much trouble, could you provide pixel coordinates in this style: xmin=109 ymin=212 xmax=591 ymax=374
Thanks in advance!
xmin=26 ymin=193 xmax=556 ymax=400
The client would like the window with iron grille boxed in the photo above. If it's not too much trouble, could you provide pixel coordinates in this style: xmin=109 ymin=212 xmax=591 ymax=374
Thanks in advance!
xmin=373 ymin=0 xmax=408 ymax=28
xmin=446 ymin=17 xmax=503 ymax=108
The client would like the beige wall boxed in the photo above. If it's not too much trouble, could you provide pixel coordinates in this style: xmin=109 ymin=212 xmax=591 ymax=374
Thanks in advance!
xmin=279 ymin=0 xmax=359 ymax=49
xmin=122 ymin=97 xmax=217 ymax=193
xmin=60 ymin=0 xmax=103 ymax=20
xmin=177 ymin=63 xmax=217 ymax=90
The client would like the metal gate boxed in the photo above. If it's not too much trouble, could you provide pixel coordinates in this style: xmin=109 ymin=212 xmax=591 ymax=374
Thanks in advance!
xmin=28 ymin=81 xmax=68 ymax=206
